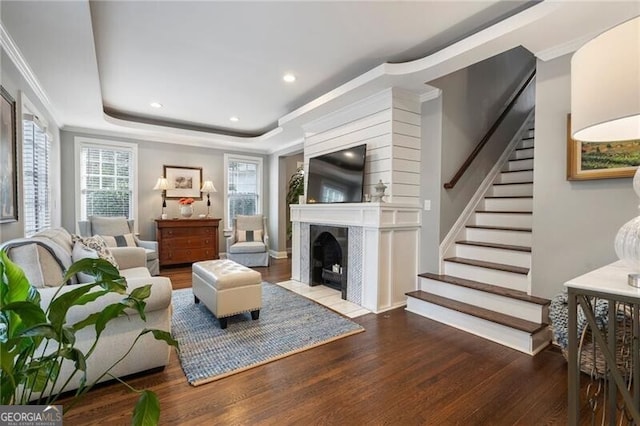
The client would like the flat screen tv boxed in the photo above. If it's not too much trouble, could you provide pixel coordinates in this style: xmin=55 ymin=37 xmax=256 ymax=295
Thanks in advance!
xmin=306 ymin=144 xmax=366 ymax=204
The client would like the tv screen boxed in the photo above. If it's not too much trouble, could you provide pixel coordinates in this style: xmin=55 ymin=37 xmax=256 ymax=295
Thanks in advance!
xmin=306 ymin=144 xmax=366 ymax=204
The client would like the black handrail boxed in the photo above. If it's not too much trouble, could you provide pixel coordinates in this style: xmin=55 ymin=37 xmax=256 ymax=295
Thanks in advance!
xmin=444 ymin=69 xmax=536 ymax=190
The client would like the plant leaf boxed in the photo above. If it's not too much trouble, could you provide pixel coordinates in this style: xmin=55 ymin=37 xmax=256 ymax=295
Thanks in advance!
xmin=18 ymin=323 xmax=57 ymax=340
xmin=141 ymin=329 xmax=179 ymax=351
xmin=131 ymin=390 xmax=160 ymax=426
xmin=129 ymin=285 xmax=152 ymax=301
xmin=3 ymin=301 xmax=47 ymax=340
xmin=0 ymin=251 xmax=37 ymax=306
xmin=63 ymin=258 xmax=121 ymax=285
xmin=59 ymin=347 xmax=87 ymax=372
xmin=47 ymin=283 xmax=99 ymax=330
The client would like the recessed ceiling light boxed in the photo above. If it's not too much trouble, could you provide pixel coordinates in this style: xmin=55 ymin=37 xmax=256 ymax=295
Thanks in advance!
xmin=150 ymin=102 xmax=163 ymax=108
xmin=283 ymin=73 xmax=296 ymax=83
xmin=230 ymin=116 xmax=239 ymax=122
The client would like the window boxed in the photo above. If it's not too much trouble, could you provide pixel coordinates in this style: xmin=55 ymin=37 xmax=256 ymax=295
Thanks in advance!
xmin=75 ymin=138 xmax=138 ymax=223
xmin=224 ymin=154 xmax=262 ymax=227
xmin=22 ymin=115 xmax=51 ymax=236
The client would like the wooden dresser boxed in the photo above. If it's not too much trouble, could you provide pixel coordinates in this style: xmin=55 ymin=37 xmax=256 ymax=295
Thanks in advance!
xmin=155 ymin=218 xmax=221 ymax=266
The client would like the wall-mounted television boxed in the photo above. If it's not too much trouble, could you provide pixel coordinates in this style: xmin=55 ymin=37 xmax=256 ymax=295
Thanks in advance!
xmin=306 ymin=144 xmax=367 ymax=204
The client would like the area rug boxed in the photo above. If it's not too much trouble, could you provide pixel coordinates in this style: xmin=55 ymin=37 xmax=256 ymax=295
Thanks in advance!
xmin=171 ymin=283 xmax=365 ymax=386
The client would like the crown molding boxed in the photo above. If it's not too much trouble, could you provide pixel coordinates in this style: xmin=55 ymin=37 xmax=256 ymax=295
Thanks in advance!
xmin=535 ymin=31 xmax=600 ymax=62
xmin=419 ymin=87 xmax=441 ymax=103
xmin=0 ymin=22 xmax=61 ymax=128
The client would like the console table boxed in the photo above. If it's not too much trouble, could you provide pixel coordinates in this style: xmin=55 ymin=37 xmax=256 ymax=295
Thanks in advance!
xmin=155 ymin=218 xmax=221 ymax=266
xmin=565 ymin=261 xmax=640 ymax=425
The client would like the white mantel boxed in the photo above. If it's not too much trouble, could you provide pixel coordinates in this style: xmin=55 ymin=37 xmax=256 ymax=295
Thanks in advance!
xmin=291 ymin=202 xmax=421 ymax=313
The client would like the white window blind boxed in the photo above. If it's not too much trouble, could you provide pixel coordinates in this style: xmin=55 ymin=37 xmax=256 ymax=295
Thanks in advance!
xmin=79 ymin=144 xmax=134 ymax=220
xmin=225 ymin=155 xmax=262 ymax=223
xmin=22 ymin=117 xmax=51 ymax=236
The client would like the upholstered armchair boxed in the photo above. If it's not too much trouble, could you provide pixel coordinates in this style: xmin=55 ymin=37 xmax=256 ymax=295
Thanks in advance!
xmin=78 ymin=216 xmax=160 ymax=276
xmin=226 ymin=214 xmax=269 ymax=267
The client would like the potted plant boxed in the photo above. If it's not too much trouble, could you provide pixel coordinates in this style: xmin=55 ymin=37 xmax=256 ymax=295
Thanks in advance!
xmin=0 ymin=251 xmax=178 ymax=424
xmin=286 ymin=166 xmax=304 ymax=239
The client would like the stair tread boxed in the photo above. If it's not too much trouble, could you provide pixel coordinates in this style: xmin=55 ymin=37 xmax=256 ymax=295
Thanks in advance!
xmin=515 ymin=147 xmax=533 ymax=151
xmin=485 ymin=195 xmax=533 ymax=199
xmin=444 ymin=257 xmax=529 ymax=275
xmin=456 ymin=240 xmax=532 ymax=252
xmin=501 ymin=168 xmax=533 ymax=174
xmin=510 ymin=156 xmax=534 ymax=161
xmin=406 ymin=291 xmax=547 ymax=333
xmin=467 ymin=225 xmax=532 ymax=232
xmin=522 ymin=136 xmax=534 ymax=140
xmin=493 ymin=181 xmax=533 ymax=186
xmin=476 ymin=210 xmax=532 ymax=214
xmin=417 ymin=272 xmax=548 ymax=305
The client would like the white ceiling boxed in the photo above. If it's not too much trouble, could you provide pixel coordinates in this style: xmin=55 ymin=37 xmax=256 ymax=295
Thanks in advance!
xmin=1 ymin=1 xmax=639 ymax=153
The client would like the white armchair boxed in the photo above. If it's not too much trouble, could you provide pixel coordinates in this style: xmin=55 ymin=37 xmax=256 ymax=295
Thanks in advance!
xmin=226 ymin=214 xmax=269 ymax=267
xmin=78 ymin=216 xmax=160 ymax=276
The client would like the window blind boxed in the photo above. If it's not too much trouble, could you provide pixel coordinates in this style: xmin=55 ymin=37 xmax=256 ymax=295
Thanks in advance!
xmin=79 ymin=145 xmax=133 ymax=219
xmin=22 ymin=118 xmax=51 ymax=236
xmin=227 ymin=158 xmax=260 ymax=221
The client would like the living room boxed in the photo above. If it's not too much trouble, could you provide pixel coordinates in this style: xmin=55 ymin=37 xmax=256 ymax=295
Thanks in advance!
xmin=2 ymin=1 xmax=640 ymax=424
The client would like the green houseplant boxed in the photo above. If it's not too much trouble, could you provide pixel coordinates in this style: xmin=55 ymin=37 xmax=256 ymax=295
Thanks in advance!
xmin=0 ymin=250 xmax=178 ymax=425
xmin=286 ymin=166 xmax=304 ymax=239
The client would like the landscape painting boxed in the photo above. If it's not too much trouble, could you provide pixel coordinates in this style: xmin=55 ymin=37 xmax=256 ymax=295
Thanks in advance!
xmin=164 ymin=165 xmax=203 ymax=199
xmin=566 ymin=115 xmax=640 ymax=180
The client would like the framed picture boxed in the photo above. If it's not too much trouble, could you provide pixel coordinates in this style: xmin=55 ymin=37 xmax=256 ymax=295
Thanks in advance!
xmin=164 ymin=165 xmax=203 ymax=199
xmin=567 ymin=114 xmax=640 ymax=181
xmin=0 ymin=86 xmax=17 ymax=223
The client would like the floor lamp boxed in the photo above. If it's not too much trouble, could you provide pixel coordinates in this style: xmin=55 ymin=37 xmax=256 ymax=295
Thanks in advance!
xmin=153 ymin=177 xmax=170 ymax=219
xmin=200 ymin=180 xmax=217 ymax=217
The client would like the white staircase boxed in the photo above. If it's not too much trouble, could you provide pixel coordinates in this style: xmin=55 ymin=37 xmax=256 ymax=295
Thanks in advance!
xmin=406 ymin=125 xmax=551 ymax=355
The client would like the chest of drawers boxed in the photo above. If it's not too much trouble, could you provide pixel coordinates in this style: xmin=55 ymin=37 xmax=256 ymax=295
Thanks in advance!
xmin=155 ymin=219 xmax=221 ymax=266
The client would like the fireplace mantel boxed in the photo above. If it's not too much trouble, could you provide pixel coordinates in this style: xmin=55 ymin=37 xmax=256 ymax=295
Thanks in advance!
xmin=290 ymin=202 xmax=421 ymax=313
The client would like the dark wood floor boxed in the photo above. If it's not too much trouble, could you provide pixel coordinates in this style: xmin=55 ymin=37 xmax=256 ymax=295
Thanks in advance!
xmin=60 ymin=258 xmax=578 ymax=425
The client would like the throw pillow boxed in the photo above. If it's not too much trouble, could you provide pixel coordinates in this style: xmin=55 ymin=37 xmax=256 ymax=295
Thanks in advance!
xmin=237 ymin=229 xmax=263 ymax=243
xmin=72 ymin=234 xmax=119 ymax=269
xmin=71 ymin=241 xmax=100 ymax=284
xmin=100 ymin=233 xmax=137 ymax=248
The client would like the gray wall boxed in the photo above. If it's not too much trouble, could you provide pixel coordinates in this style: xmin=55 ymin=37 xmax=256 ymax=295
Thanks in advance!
xmin=419 ymin=96 xmax=443 ymax=273
xmin=284 ymin=153 xmax=303 ymax=250
xmin=531 ymin=54 xmax=637 ymax=298
xmin=430 ymin=47 xmax=535 ymax=240
xmin=60 ymin=130 xmax=268 ymax=252
xmin=0 ymin=50 xmax=61 ymax=242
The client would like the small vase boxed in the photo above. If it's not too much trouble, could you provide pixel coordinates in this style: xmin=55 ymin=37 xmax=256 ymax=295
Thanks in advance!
xmin=180 ymin=205 xmax=193 ymax=218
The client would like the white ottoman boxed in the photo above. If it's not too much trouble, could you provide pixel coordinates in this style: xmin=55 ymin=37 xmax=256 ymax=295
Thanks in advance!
xmin=192 ymin=259 xmax=262 ymax=329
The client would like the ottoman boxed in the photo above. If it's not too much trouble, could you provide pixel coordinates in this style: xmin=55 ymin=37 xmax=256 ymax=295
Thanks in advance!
xmin=192 ymin=259 xmax=262 ymax=329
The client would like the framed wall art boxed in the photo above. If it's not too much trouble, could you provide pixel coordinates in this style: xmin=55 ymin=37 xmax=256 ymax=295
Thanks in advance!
xmin=164 ymin=165 xmax=203 ymax=199
xmin=567 ymin=114 xmax=640 ymax=181
xmin=0 ymin=86 xmax=17 ymax=223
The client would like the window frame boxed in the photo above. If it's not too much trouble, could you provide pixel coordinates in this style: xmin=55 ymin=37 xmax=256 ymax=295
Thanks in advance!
xmin=20 ymin=94 xmax=60 ymax=236
xmin=223 ymin=153 xmax=263 ymax=230
xmin=74 ymin=137 xmax=138 ymax=231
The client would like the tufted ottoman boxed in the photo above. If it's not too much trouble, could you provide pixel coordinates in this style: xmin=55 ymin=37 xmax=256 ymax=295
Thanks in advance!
xmin=192 ymin=259 xmax=262 ymax=329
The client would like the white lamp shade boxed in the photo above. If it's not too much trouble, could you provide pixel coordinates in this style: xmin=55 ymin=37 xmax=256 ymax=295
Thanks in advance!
xmin=200 ymin=180 xmax=217 ymax=193
xmin=153 ymin=177 xmax=170 ymax=191
xmin=571 ymin=17 xmax=640 ymax=142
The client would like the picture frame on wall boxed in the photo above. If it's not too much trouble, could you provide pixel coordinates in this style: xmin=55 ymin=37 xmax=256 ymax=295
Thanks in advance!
xmin=567 ymin=114 xmax=640 ymax=181
xmin=0 ymin=86 xmax=18 ymax=223
xmin=164 ymin=165 xmax=203 ymax=199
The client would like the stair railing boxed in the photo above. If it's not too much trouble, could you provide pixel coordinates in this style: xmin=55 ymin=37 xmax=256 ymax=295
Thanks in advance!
xmin=443 ymin=68 xmax=536 ymax=190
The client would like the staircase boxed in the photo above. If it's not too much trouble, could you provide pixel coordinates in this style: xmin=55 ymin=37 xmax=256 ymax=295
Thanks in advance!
xmin=406 ymin=125 xmax=551 ymax=355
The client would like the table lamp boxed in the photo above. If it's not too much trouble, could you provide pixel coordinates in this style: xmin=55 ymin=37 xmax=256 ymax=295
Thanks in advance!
xmin=153 ymin=177 xmax=170 ymax=219
xmin=200 ymin=180 xmax=217 ymax=217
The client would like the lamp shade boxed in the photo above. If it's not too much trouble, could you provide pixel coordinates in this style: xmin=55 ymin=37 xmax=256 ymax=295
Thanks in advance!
xmin=153 ymin=177 xmax=170 ymax=191
xmin=200 ymin=180 xmax=217 ymax=193
xmin=571 ymin=17 xmax=640 ymax=142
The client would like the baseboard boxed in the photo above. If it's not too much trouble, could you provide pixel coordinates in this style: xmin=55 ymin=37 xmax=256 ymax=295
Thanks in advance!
xmin=269 ymin=250 xmax=288 ymax=259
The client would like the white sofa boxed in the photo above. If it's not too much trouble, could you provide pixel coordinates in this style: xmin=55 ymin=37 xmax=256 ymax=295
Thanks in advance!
xmin=0 ymin=227 xmax=172 ymax=396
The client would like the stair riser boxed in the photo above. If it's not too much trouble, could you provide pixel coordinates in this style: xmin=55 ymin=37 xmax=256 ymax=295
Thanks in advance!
xmin=443 ymin=261 xmax=529 ymax=292
xmin=466 ymin=228 xmax=532 ymax=246
xmin=455 ymin=244 xmax=531 ymax=269
xmin=405 ymin=298 xmax=550 ymax=355
xmin=482 ymin=197 xmax=533 ymax=211
xmin=490 ymin=183 xmax=533 ymax=197
xmin=497 ymin=170 xmax=534 ymax=184
xmin=506 ymin=158 xmax=534 ymax=171
xmin=474 ymin=212 xmax=532 ymax=228
xmin=419 ymin=277 xmax=545 ymax=323
xmin=520 ymin=138 xmax=534 ymax=149
xmin=512 ymin=148 xmax=534 ymax=160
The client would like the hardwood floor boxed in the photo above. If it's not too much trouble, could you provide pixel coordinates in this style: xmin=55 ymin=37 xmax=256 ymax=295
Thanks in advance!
xmin=60 ymin=258 xmax=576 ymax=425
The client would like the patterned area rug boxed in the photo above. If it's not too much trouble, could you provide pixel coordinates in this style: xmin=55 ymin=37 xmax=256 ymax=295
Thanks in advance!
xmin=171 ymin=283 xmax=365 ymax=386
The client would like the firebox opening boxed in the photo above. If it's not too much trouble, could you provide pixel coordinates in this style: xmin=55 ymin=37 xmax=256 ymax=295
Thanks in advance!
xmin=310 ymin=226 xmax=348 ymax=300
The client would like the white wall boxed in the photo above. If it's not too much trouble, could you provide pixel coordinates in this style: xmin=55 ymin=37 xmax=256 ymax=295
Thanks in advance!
xmin=531 ymin=54 xmax=637 ymax=299
xmin=59 ymin=130 xmax=268 ymax=253
xmin=303 ymin=88 xmax=421 ymax=205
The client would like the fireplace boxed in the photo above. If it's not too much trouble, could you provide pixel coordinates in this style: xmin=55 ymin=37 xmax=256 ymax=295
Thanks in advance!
xmin=310 ymin=225 xmax=348 ymax=299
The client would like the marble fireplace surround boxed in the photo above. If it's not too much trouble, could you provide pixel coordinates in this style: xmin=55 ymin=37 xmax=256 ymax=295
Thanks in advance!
xmin=291 ymin=203 xmax=421 ymax=313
